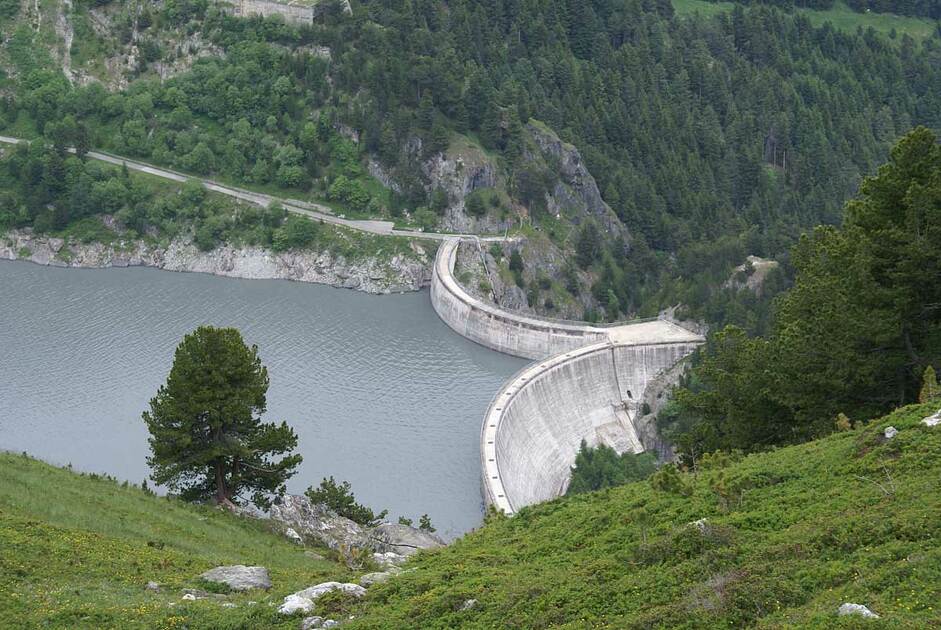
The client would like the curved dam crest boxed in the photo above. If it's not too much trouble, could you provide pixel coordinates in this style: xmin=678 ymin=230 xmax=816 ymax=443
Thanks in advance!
xmin=430 ymin=239 xmax=704 ymax=514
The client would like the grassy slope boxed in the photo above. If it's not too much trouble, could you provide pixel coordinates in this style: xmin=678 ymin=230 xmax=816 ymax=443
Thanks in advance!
xmin=349 ymin=404 xmax=941 ymax=628
xmin=2 ymin=405 xmax=940 ymax=628
xmin=672 ymin=0 xmax=939 ymax=40
xmin=0 ymin=454 xmax=353 ymax=629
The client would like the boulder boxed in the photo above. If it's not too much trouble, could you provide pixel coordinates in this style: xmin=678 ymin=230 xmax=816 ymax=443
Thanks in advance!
xmin=838 ymin=603 xmax=879 ymax=618
xmin=300 ymin=616 xmax=325 ymax=629
xmin=359 ymin=569 xmax=399 ymax=587
xmin=323 ymin=621 xmax=340 ymax=628
xmin=199 ymin=565 xmax=271 ymax=591
xmin=373 ymin=551 xmax=407 ymax=568
xmin=278 ymin=582 xmax=366 ymax=615
xmin=884 ymin=426 xmax=898 ymax=439
xmin=145 ymin=581 xmax=161 ymax=592
xmin=922 ymin=410 xmax=941 ymax=427
xmin=460 ymin=598 xmax=479 ymax=611
xmin=270 ymin=495 xmax=371 ymax=551
xmin=285 ymin=527 xmax=304 ymax=544
xmin=371 ymin=523 xmax=445 ymax=557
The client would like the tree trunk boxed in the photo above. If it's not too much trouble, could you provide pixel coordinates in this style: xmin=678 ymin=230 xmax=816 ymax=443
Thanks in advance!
xmin=214 ymin=460 xmax=230 ymax=505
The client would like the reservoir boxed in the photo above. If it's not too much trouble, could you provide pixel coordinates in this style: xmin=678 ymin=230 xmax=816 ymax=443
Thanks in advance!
xmin=0 ymin=260 xmax=525 ymax=537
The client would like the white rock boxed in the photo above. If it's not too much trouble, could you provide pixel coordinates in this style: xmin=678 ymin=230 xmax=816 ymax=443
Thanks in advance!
xmin=922 ymin=410 xmax=941 ymax=427
xmin=689 ymin=518 xmax=709 ymax=533
xmin=221 ymin=602 xmax=236 ymax=608
xmin=460 ymin=598 xmax=479 ymax=611
xmin=323 ymin=621 xmax=340 ymax=629
xmin=279 ymin=593 xmax=316 ymax=615
xmin=278 ymin=582 xmax=366 ymax=615
xmin=359 ymin=571 xmax=394 ymax=587
xmin=145 ymin=581 xmax=161 ymax=592
xmin=838 ymin=603 xmax=879 ymax=618
xmin=373 ymin=551 xmax=406 ymax=568
xmin=285 ymin=527 xmax=304 ymax=544
xmin=182 ymin=593 xmax=197 ymax=601
xmin=199 ymin=565 xmax=271 ymax=591
xmin=884 ymin=426 xmax=898 ymax=439
xmin=300 ymin=616 xmax=324 ymax=629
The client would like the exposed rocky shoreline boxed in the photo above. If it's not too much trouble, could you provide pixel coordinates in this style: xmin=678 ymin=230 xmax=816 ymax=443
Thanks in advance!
xmin=0 ymin=229 xmax=432 ymax=294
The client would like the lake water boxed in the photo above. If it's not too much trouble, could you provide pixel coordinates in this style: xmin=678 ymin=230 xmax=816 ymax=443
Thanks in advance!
xmin=0 ymin=260 xmax=525 ymax=537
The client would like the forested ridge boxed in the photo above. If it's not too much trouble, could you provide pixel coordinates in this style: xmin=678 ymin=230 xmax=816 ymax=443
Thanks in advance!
xmin=1 ymin=0 xmax=938 ymax=321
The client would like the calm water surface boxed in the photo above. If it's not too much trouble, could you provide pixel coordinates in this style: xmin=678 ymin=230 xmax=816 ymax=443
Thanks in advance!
xmin=0 ymin=261 xmax=524 ymax=537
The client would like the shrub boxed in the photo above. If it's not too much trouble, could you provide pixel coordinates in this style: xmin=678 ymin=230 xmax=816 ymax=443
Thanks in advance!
xmin=305 ymin=477 xmax=388 ymax=526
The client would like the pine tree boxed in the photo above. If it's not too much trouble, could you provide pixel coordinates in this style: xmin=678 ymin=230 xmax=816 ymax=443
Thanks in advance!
xmin=143 ymin=326 xmax=302 ymax=509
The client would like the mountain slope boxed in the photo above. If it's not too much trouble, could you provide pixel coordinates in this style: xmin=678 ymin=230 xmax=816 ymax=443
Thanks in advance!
xmin=347 ymin=404 xmax=941 ymax=628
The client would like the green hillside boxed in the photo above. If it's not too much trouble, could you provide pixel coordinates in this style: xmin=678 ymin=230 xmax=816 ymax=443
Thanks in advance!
xmin=347 ymin=404 xmax=941 ymax=628
xmin=0 ymin=453 xmax=353 ymax=629
xmin=4 ymin=403 xmax=940 ymax=628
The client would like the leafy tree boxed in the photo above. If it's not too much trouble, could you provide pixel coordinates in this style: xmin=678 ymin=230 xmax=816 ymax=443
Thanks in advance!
xmin=143 ymin=326 xmax=302 ymax=509
xmin=305 ymin=476 xmax=388 ymax=526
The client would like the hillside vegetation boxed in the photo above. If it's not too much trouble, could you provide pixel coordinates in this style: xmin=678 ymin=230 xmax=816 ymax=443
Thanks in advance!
xmin=347 ymin=404 xmax=941 ymax=628
xmin=0 ymin=453 xmax=352 ymax=629
xmin=3 ymin=404 xmax=939 ymax=627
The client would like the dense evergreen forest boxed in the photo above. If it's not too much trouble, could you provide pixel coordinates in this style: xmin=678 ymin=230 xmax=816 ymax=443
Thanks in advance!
xmin=665 ymin=128 xmax=941 ymax=461
xmin=2 ymin=0 xmax=939 ymax=322
xmin=711 ymin=0 xmax=941 ymax=19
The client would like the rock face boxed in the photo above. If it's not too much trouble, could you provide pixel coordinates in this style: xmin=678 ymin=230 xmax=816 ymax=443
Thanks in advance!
xmin=422 ymin=146 xmax=509 ymax=234
xmin=199 ymin=565 xmax=271 ymax=591
xmin=0 ymin=229 xmax=431 ymax=295
xmin=278 ymin=582 xmax=366 ymax=615
xmin=525 ymin=122 xmax=626 ymax=237
xmin=371 ymin=523 xmax=445 ymax=557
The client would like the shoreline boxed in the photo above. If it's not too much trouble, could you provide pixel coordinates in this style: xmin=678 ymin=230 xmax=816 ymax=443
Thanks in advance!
xmin=0 ymin=229 xmax=432 ymax=294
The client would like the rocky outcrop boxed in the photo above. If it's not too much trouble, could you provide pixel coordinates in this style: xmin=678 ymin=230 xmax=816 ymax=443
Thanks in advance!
xmin=0 ymin=229 xmax=431 ymax=294
xmin=371 ymin=523 xmax=445 ymax=557
xmin=525 ymin=122 xmax=626 ymax=237
xmin=278 ymin=582 xmax=365 ymax=615
xmin=269 ymin=495 xmax=445 ymax=557
xmin=199 ymin=565 xmax=271 ymax=591
xmin=269 ymin=495 xmax=372 ymax=551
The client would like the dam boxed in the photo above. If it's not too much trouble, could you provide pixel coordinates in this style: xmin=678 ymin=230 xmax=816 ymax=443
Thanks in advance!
xmin=431 ymin=238 xmax=704 ymax=514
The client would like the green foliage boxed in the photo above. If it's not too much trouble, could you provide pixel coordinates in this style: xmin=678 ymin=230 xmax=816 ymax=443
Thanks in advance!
xmin=0 ymin=453 xmax=346 ymax=629
xmin=143 ymin=326 xmax=302 ymax=509
xmin=566 ymin=440 xmax=657 ymax=495
xmin=305 ymin=477 xmax=388 ymax=527
xmin=343 ymin=404 xmax=941 ymax=628
xmin=464 ymin=192 xmax=485 ymax=218
xmin=418 ymin=514 xmax=435 ymax=533
xmin=649 ymin=464 xmax=694 ymax=496
xmin=921 ymin=365 xmax=940 ymax=403
xmin=673 ymin=129 xmax=941 ymax=458
xmin=272 ymin=212 xmax=318 ymax=252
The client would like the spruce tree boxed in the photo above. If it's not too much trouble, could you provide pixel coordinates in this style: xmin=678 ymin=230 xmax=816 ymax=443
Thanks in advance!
xmin=921 ymin=366 xmax=940 ymax=403
xmin=143 ymin=326 xmax=302 ymax=509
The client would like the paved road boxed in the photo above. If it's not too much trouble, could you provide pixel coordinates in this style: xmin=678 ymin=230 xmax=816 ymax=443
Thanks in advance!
xmin=0 ymin=135 xmax=508 ymax=242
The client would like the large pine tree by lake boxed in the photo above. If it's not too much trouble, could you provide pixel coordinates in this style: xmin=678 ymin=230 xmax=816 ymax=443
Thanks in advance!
xmin=143 ymin=326 xmax=302 ymax=509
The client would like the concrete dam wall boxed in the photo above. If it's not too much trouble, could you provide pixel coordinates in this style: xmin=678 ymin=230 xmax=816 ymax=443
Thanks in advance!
xmin=430 ymin=238 xmax=704 ymax=513
xmin=480 ymin=340 xmax=701 ymax=513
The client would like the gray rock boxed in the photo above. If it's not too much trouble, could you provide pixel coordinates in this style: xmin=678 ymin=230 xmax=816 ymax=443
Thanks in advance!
xmin=359 ymin=570 xmax=396 ymax=587
xmin=323 ymin=621 xmax=340 ymax=629
xmin=371 ymin=523 xmax=445 ymax=557
xmin=278 ymin=582 xmax=366 ymax=615
xmin=304 ymin=550 xmax=326 ymax=561
xmin=300 ymin=616 xmax=324 ymax=629
xmin=838 ymin=603 xmax=879 ymax=618
xmin=460 ymin=598 xmax=479 ymax=611
xmin=922 ymin=410 xmax=941 ymax=427
xmin=221 ymin=602 xmax=237 ymax=608
xmin=199 ymin=565 xmax=271 ymax=591
xmin=181 ymin=588 xmax=227 ymax=601
xmin=145 ymin=581 xmax=161 ymax=592
xmin=884 ymin=426 xmax=898 ymax=439
xmin=285 ymin=527 xmax=304 ymax=544
xmin=270 ymin=495 xmax=372 ymax=551
xmin=373 ymin=551 xmax=407 ymax=568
